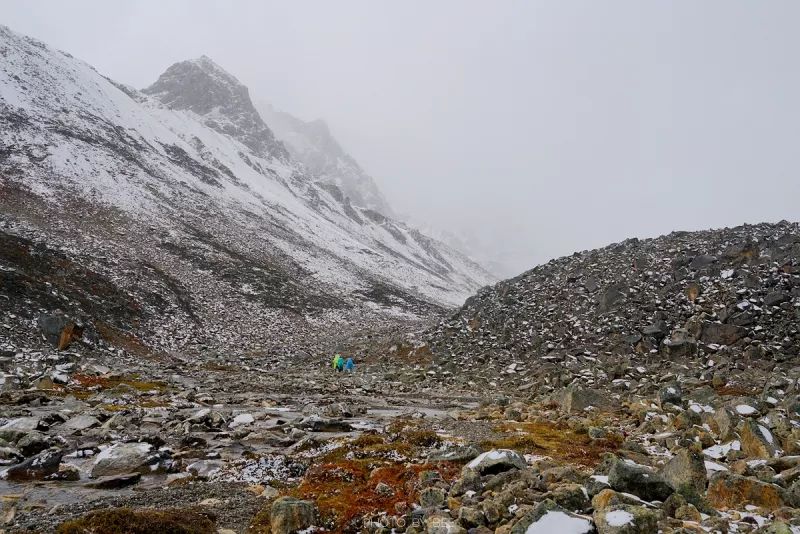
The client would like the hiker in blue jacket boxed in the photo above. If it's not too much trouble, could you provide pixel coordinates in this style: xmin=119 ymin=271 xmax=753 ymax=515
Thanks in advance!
xmin=344 ymin=357 xmax=355 ymax=372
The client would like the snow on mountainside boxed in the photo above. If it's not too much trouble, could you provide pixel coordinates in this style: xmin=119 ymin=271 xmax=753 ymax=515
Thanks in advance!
xmin=258 ymin=102 xmax=394 ymax=217
xmin=0 ymin=25 xmax=494 ymax=356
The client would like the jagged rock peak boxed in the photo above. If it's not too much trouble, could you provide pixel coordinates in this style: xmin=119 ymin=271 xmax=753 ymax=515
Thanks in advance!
xmin=144 ymin=56 xmax=289 ymax=161
xmin=259 ymin=102 xmax=395 ymax=217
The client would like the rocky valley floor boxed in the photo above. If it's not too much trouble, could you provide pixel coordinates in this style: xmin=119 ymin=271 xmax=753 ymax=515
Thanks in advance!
xmin=4 ymin=331 xmax=800 ymax=533
xmin=1 ymin=222 xmax=799 ymax=533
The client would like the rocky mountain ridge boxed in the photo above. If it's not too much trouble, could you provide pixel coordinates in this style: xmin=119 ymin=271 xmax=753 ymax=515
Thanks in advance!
xmin=0 ymin=25 xmax=494 ymax=359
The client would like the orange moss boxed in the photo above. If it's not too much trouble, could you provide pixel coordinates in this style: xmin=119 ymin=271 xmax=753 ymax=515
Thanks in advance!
xmin=288 ymin=460 xmax=459 ymax=531
xmin=484 ymin=421 xmax=620 ymax=467
xmin=385 ymin=343 xmax=434 ymax=365
xmin=70 ymin=373 xmax=166 ymax=393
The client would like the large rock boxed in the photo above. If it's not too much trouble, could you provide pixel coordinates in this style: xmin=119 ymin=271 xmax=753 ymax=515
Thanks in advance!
xmin=764 ymin=291 xmax=791 ymax=307
xmin=91 ymin=442 xmax=155 ymax=478
xmin=559 ymin=385 xmax=612 ymax=413
xmin=464 ymin=449 xmax=527 ymax=475
xmin=713 ymin=407 xmax=740 ymax=441
xmin=740 ymin=419 xmax=780 ymax=459
xmin=707 ymin=471 xmax=785 ymax=510
xmin=593 ymin=504 xmax=659 ymax=534
xmin=2 ymin=449 xmax=62 ymax=481
xmin=660 ymin=447 xmax=707 ymax=500
xmin=62 ymin=415 xmax=101 ymax=433
xmin=608 ymin=459 xmax=673 ymax=502
xmin=0 ymin=417 xmax=42 ymax=442
xmin=700 ymin=321 xmax=746 ymax=345
xmin=690 ymin=254 xmax=717 ymax=270
xmin=38 ymin=312 xmax=82 ymax=350
xmin=270 ymin=497 xmax=317 ymax=534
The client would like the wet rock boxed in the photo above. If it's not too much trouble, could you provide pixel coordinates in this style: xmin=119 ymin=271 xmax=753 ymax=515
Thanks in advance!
xmin=608 ymin=459 xmax=673 ymax=501
xmin=707 ymin=471 xmax=785 ymax=510
xmin=16 ymin=431 xmax=51 ymax=456
xmin=270 ymin=497 xmax=317 ymax=534
xmin=48 ymin=464 xmax=80 ymax=481
xmin=2 ymin=449 xmax=62 ymax=481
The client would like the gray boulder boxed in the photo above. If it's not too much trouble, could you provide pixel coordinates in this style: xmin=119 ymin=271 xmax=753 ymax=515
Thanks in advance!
xmin=91 ymin=442 xmax=155 ymax=478
xmin=464 ymin=449 xmax=527 ymax=475
xmin=608 ymin=459 xmax=673 ymax=502
xmin=270 ymin=497 xmax=318 ymax=534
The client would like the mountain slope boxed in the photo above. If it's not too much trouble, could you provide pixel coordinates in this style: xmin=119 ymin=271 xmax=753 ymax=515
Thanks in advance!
xmin=0 ymin=25 xmax=494 ymax=356
xmin=259 ymin=102 xmax=394 ymax=217
xmin=425 ymin=221 xmax=800 ymax=380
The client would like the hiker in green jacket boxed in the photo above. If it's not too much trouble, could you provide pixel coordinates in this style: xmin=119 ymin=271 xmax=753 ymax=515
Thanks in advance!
xmin=332 ymin=354 xmax=343 ymax=372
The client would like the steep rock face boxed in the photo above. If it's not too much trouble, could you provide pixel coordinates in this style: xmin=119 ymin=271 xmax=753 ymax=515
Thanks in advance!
xmin=259 ymin=103 xmax=394 ymax=217
xmin=0 ymin=25 xmax=494 ymax=357
xmin=426 ymin=221 xmax=800 ymax=373
xmin=144 ymin=56 xmax=289 ymax=161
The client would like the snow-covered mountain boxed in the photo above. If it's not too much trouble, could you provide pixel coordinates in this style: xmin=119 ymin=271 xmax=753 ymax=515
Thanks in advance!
xmin=0 ymin=26 xmax=494 ymax=355
xmin=258 ymin=102 xmax=394 ymax=217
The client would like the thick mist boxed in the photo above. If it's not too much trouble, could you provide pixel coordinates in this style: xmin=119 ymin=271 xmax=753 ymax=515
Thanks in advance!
xmin=5 ymin=1 xmax=799 ymax=277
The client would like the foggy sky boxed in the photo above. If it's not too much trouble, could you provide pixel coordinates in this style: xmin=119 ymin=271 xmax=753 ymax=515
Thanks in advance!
xmin=4 ymin=1 xmax=800 ymax=276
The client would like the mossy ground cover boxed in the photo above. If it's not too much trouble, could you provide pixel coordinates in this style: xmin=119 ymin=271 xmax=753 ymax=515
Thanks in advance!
xmin=57 ymin=507 xmax=216 ymax=534
xmin=483 ymin=420 xmax=621 ymax=466
xmin=251 ymin=424 xmax=458 ymax=532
